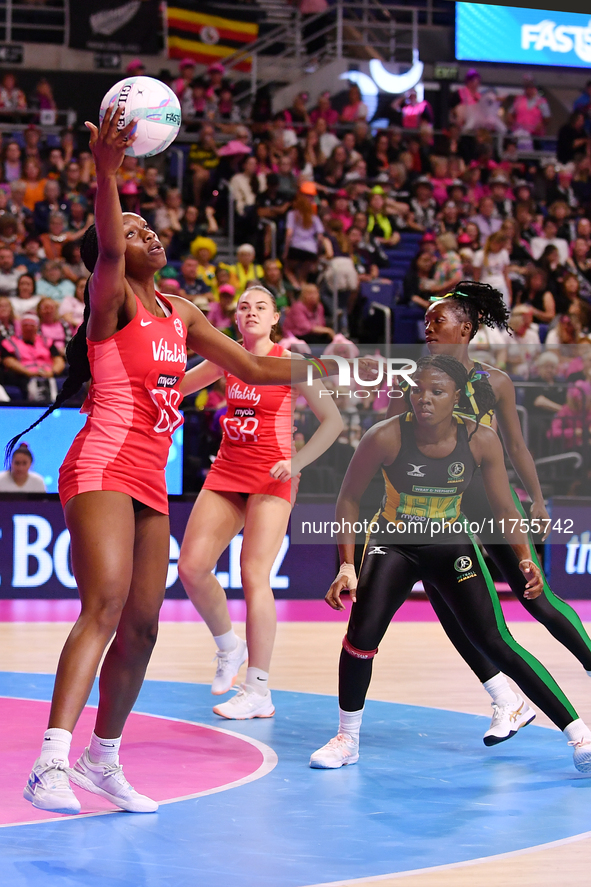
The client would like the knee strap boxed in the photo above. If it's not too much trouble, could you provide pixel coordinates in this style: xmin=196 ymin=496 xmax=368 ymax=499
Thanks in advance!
xmin=343 ymin=635 xmax=378 ymax=660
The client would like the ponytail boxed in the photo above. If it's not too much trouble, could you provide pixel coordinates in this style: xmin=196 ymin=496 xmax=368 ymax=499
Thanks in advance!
xmin=4 ymin=225 xmax=98 ymax=465
xmin=407 ymin=354 xmax=496 ymax=440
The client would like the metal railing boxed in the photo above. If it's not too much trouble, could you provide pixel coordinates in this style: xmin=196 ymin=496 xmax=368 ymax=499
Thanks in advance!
xmin=222 ymin=0 xmax=432 ymax=103
xmin=0 ymin=0 xmax=66 ymax=44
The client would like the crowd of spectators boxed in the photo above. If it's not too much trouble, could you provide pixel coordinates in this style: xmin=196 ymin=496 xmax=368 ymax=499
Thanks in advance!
xmin=2 ymin=57 xmax=591 ymax=485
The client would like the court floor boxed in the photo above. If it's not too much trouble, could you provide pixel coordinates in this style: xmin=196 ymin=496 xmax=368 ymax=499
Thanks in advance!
xmin=2 ymin=600 xmax=591 ymax=886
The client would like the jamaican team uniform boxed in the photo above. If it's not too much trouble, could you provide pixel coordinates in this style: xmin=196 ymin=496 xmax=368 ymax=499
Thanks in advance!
xmin=339 ymin=412 xmax=578 ymax=732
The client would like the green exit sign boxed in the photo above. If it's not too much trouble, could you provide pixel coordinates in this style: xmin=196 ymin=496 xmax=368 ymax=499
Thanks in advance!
xmin=434 ymin=63 xmax=459 ymax=80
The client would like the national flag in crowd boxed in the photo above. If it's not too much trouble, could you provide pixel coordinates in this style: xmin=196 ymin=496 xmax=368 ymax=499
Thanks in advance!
xmin=167 ymin=3 xmax=259 ymax=72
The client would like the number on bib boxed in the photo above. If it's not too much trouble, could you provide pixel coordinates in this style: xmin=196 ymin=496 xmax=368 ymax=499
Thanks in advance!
xmin=222 ymin=415 xmax=260 ymax=443
xmin=150 ymin=388 xmax=183 ymax=434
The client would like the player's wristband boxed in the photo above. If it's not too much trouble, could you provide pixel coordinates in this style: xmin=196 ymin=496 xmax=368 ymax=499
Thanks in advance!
xmin=337 ymin=563 xmax=357 ymax=583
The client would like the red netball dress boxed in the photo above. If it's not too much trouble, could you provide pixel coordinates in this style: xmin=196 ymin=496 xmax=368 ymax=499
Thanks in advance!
xmin=203 ymin=343 xmax=298 ymax=503
xmin=59 ymin=294 xmax=186 ymax=514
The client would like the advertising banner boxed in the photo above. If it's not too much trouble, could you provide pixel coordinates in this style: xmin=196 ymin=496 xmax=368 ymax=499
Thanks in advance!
xmin=0 ymin=500 xmax=336 ymax=600
xmin=69 ymin=0 xmax=161 ymax=54
xmin=456 ymin=3 xmax=591 ymax=68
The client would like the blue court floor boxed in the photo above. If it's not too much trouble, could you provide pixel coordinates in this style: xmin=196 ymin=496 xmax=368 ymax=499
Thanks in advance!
xmin=2 ymin=671 xmax=591 ymax=887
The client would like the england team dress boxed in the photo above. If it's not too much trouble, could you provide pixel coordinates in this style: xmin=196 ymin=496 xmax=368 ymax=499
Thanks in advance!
xmin=59 ymin=294 xmax=186 ymax=514
xmin=203 ymin=343 xmax=298 ymax=503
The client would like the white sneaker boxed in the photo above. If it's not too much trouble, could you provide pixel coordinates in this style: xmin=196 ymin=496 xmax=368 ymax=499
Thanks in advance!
xmin=23 ymin=758 xmax=81 ymax=815
xmin=310 ymin=733 xmax=360 ymax=769
xmin=483 ymin=696 xmax=536 ymax=746
xmin=68 ymin=749 xmax=158 ymax=813
xmin=211 ymin=638 xmax=248 ymax=695
xmin=570 ymin=739 xmax=591 ymax=773
xmin=213 ymin=684 xmax=275 ymax=720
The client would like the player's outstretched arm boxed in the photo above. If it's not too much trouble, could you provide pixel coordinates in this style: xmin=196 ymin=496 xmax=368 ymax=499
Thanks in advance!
xmin=85 ymin=107 xmax=137 ymax=331
xmin=178 ymin=299 xmax=379 ymax=386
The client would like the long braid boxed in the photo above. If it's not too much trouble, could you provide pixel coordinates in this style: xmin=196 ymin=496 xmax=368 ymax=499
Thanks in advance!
xmin=4 ymin=225 xmax=98 ymax=465
xmin=408 ymin=355 xmax=496 ymax=440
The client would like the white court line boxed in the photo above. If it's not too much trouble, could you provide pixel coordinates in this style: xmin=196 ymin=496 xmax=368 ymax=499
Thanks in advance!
xmin=1 ymin=695 xmax=278 ymax=828
xmin=306 ymin=830 xmax=591 ymax=886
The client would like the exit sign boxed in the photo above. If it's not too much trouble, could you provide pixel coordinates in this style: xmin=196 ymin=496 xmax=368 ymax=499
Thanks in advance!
xmin=434 ymin=63 xmax=458 ymax=81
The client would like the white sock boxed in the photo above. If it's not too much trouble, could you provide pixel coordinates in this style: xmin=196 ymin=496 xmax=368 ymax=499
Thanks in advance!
xmin=245 ymin=666 xmax=268 ymax=696
xmin=88 ymin=731 xmax=122 ymax=765
xmin=563 ymin=718 xmax=591 ymax=745
xmin=39 ymin=727 xmax=72 ymax=766
xmin=482 ymin=673 xmax=519 ymax=707
xmin=338 ymin=707 xmax=364 ymax=743
xmin=214 ymin=628 xmax=239 ymax=654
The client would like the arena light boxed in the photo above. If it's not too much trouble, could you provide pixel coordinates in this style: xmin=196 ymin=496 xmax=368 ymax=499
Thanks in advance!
xmin=369 ymin=51 xmax=424 ymax=94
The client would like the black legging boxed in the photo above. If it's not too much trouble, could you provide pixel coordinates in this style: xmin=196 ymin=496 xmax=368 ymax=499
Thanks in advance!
xmin=426 ymin=471 xmax=591 ymax=683
xmin=340 ymin=539 xmax=578 ymax=731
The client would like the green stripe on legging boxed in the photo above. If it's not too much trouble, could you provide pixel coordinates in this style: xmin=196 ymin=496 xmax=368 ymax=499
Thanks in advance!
xmin=468 ymin=527 xmax=578 ymax=723
xmin=511 ymin=489 xmax=591 ymax=660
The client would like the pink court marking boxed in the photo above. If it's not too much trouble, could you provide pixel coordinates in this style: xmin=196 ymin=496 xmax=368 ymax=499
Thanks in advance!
xmin=2 ymin=698 xmax=274 ymax=827
xmin=2 ymin=595 xmax=591 ymax=623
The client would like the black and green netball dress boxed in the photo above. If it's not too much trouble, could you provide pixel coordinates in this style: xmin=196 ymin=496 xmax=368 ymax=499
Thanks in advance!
xmin=425 ymin=365 xmax=591 ymax=685
xmin=340 ymin=412 xmax=579 ymax=733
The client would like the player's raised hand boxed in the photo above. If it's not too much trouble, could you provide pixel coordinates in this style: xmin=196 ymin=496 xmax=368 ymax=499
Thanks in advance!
xmin=85 ymin=105 xmax=137 ymax=176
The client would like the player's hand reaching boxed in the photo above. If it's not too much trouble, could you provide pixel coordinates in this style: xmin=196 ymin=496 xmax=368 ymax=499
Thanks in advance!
xmin=85 ymin=106 xmax=137 ymax=177
xmin=325 ymin=563 xmax=358 ymax=610
xmin=519 ymin=559 xmax=543 ymax=599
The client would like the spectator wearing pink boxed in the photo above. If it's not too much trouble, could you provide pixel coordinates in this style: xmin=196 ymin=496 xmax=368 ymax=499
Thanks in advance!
xmin=206 ymin=284 xmax=237 ymax=336
xmin=173 ymin=58 xmax=196 ymax=100
xmin=396 ymin=89 xmax=433 ymax=129
xmin=430 ymin=157 xmax=454 ymax=206
xmin=549 ymin=386 xmax=591 ymax=444
xmin=205 ymin=62 xmax=225 ymax=100
xmin=340 ymin=84 xmax=368 ymax=124
xmin=0 ymin=312 xmax=65 ymax=399
xmin=463 ymin=163 xmax=485 ymax=210
xmin=330 ymin=189 xmax=353 ymax=232
xmin=37 ymin=296 xmax=70 ymax=354
xmin=281 ymin=283 xmax=335 ymax=345
xmin=59 ymin=276 xmax=86 ymax=332
xmin=310 ymin=91 xmax=339 ymax=130
xmin=509 ymin=75 xmax=550 ymax=139
xmin=457 ymin=69 xmax=482 ymax=109
xmin=125 ymin=59 xmax=145 ymax=77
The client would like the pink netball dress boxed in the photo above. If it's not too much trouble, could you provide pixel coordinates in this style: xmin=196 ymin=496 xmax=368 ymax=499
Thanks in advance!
xmin=203 ymin=343 xmax=299 ymax=503
xmin=59 ymin=294 xmax=186 ymax=514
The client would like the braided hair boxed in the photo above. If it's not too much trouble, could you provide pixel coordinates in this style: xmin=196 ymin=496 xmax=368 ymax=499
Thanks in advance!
xmin=407 ymin=354 xmax=497 ymax=440
xmin=430 ymin=280 xmax=506 ymax=424
xmin=435 ymin=280 xmax=511 ymax=340
xmin=4 ymin=225 xmax=99 ymax=464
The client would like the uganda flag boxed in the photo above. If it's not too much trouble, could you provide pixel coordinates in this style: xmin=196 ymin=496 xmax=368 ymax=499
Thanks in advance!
xmin=167 ymin=3 xmax=259 ymax=72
